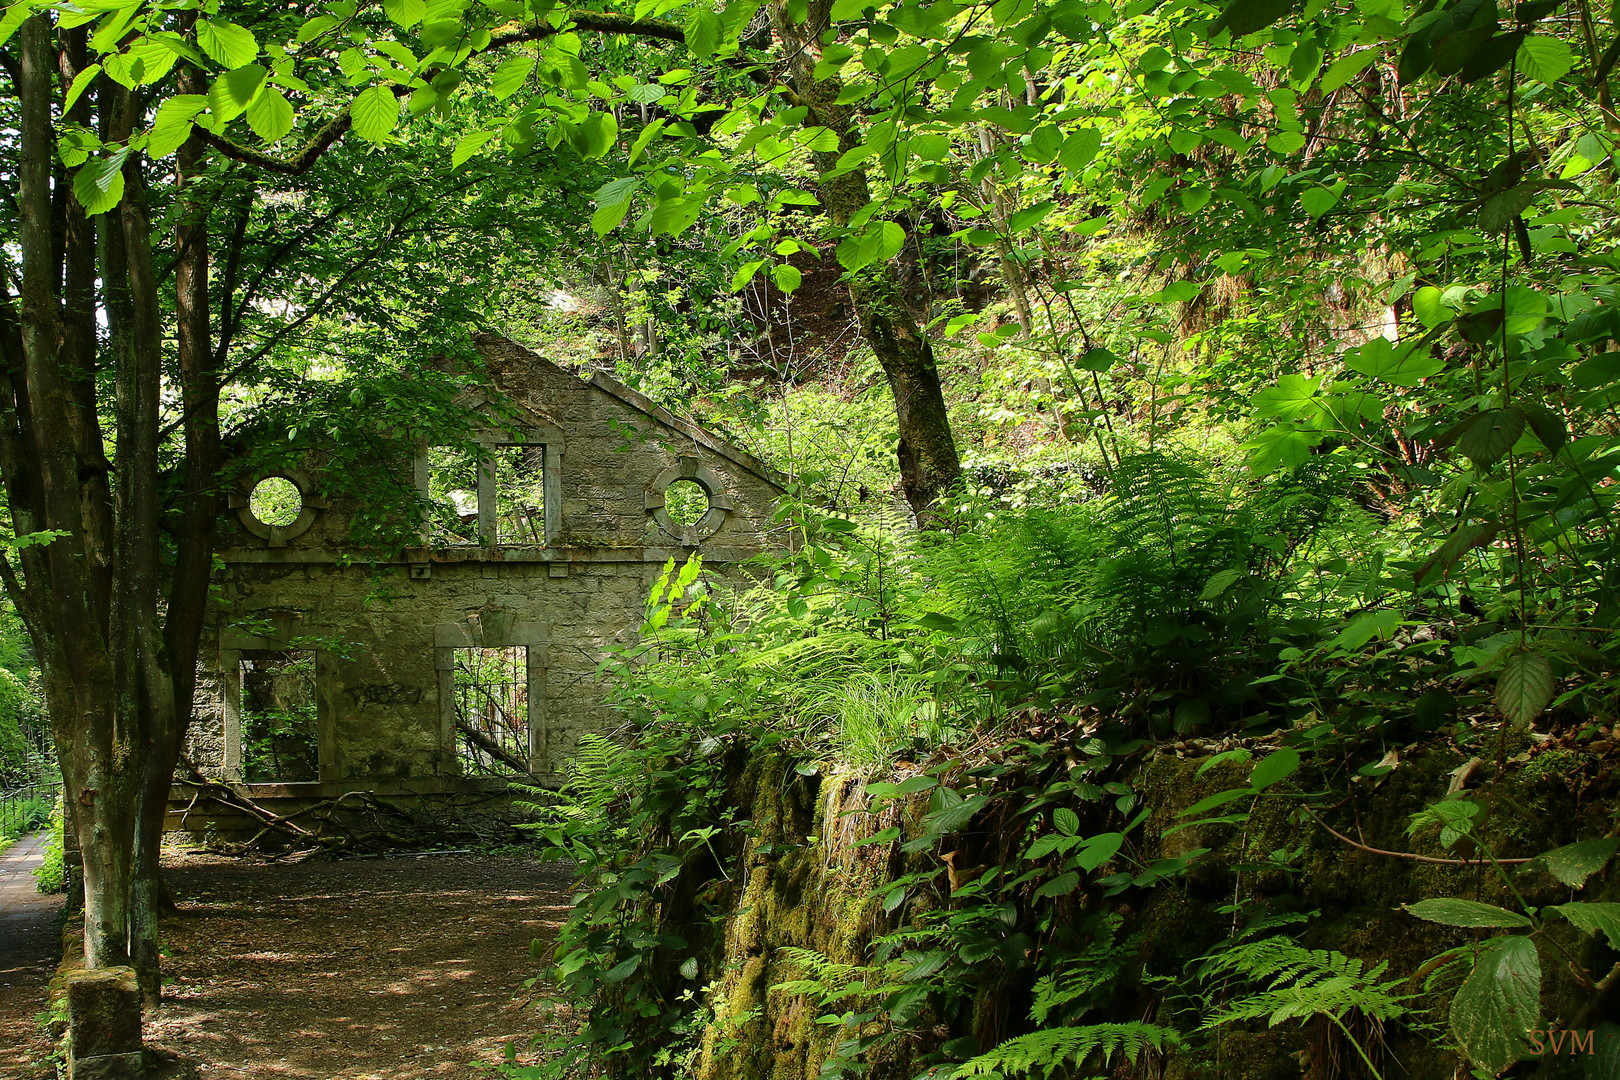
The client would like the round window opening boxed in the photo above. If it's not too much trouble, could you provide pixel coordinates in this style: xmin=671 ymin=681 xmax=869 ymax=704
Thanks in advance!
xmin=664 ymin=479 xmax=710 ymax=527
xmin=249 ymin=476 xmax=303 ymax=528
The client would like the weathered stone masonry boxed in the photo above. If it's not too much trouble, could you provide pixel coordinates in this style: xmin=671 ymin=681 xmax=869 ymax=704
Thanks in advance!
xmin=173 ymin=334 xmax=785 ymax=829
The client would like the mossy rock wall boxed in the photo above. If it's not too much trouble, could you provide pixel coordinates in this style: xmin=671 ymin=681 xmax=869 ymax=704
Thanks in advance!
xmin=678 ymin=739 xmax=1618 ymax=1080
xmin=689 ymin=752 xmax=927 ymax=1080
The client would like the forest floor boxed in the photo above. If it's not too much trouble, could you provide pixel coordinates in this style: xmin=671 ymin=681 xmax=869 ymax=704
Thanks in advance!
xmin=1 ymin=846 xmax=578 ymax=1080
xmin=144 ymin=849 xmax=576 ymax=1079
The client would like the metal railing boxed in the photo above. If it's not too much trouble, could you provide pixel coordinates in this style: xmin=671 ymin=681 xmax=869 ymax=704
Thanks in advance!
xmin=1 ymin=774 xmax=61 ymax=843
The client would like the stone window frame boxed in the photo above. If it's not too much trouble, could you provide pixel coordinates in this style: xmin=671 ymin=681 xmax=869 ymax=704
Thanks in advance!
xmin=434 ymin=614 xmax=548 ymax=777
xmin=218 ymin=616 xmax=336 ymax=784
xmin=416 ymin=422 xmax=563 ymax=548
xmin=645 ymin=456 xmax=732 ymax=545
xmin=229 ymin=468 xmax=326 ymax=548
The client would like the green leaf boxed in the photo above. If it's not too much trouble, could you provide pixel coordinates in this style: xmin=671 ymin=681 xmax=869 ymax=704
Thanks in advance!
xmin=1032 ymin=870 xmax=1080 ymax=899
xmin=1053 ymin=807 xmax=1080 ymax=836
xmin=679 ymin=956 xmax=699 ymax=979
xmin=196 ymin=18 xmax=258 ymax=69
xmin=771 ymin=263 xmax=802 ymax=293
xmin=208 ymin=64 xmax=267 ymax=122
xmin=1416 ymin=522 xmax=1502 ymax=585
xmin=1008 ymin=201 xmax=1055 ymax=233
xmin=1075 ymin=832 xmax=1123 ymax=872
xmin=1517 ymin=34 xmax=1572 ymax=82
xmin=1320 ymin=48 xmax=1376 ymax=91
xmin=1531 ymin=838 xmax=1620 ymax=888
xmin=1266 ymin=130 xmax=1307 ymax=153
xmin=922 ymin=793 xmax=987 ymax=835
xmin=382 ymin=0 xmax=426 ymax=27
xmin=1519 ymin=403 xmax=1567 ymax=452
xmin=876 ymin=220 xmax=907 ymax=259
xmin=1344 ymin=338 xmax=1444 ymax=384
xmin=1249 ymin=746 xmax=1300 ymax=790
xmin=575 ymin=111 xmax=618 ymax=158
xmin=1406 ymin=898 xmax=1535 ymax=928
xmin=1177 ymin=786 xmax=1254 ymax=817
xmin=1497 ymin=647 xmax=1554 ymax=728
xmin=1076 ymin=346 xmax=1118 ymax=372
xmin=1253 ymin=373 xmax=1323 ymax=421
xmin=245 ymin=86 xmax=294 ymax=142
xmin=1450 ymin=936 xmax=1539 ymax=1075
xmin=602 ymin=953 xmax=642 ymax=982
xmin=147 ymin=94 xmax=207 ymax=159
xmin=0 ymin=1 xmax=34 ymax=50
xmin=1480 ymin=180 xmax=1543 ymax=232
xmin=1458 ymin=407 xmax=1527 ymax=468
xmin=1207 ymin=0 xmax=1295 ymax=38
xmin=1242 ymin=424 xmax=1322 ymax=475
xmin=650 ymin=197 xmax=703 ymax=236
xmin=1548 ymin=902 xmax=1620 ymax=949
xmin=71 ymin=151 xmax=128 ymax=216
xmin=350 ymin=84 xmax=400 ymax=144
xmin=452 ymin=129 xmax=498 ymax=168
xmin=1587 ymin=1024 xmax=1620 ymax=1080
xmin=729 ymin=259 xmax=765 ymax=290
xmin=1300 ymin=184 xmax=1340 ymax=218
xmin=685 ymin=7 xmax=721 ymax=56
xmin=1331 ymin=609 xmax=1399 ymax=651
xmin=1413 ymin=285 xmax=1451 ymax=329
xmin=1198 ymin=568 xmax=1243 ymax=600
xmin=62 ymin=63 xmax=101 ymax=115
xmin=1059 ymin=127 xmax=1102 ymax=172
xmin=490 ymin=54 xmax=534 ymax=100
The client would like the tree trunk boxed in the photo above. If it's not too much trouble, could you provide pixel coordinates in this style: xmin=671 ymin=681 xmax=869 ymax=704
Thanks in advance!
xmin=767 ymin=0 xmax=963 ymax=522
xmin=132 ymin=76 xmax=222 ymax=1002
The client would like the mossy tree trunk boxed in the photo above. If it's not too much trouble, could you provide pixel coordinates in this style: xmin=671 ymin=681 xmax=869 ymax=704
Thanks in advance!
xmin=0 ymin=19 xmax=220 ymax=1003
xmin=768 ymin=0 xmax=963 ymax=522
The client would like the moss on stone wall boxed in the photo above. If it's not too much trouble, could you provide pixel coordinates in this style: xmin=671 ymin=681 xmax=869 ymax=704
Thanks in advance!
xmin=657 ymin=734 xmax=1618 ymax=1080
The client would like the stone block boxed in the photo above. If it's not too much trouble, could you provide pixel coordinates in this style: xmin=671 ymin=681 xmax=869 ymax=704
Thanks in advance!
xmin=65 ymin=967 xmax=142 ymax=1079
xmin=69 ymin=1051 xmax=145 ymax=1080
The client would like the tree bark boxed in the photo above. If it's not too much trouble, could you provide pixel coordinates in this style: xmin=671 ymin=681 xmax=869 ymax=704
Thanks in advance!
xmin=133 ymin=70 xmax=222 ymax=1002
xmin=767 ymin=0 xmax=963 ymax=521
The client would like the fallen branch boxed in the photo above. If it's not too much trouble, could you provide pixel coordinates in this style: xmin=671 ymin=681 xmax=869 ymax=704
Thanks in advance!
xmin=456 ymin=718 xmax=535 ymax=777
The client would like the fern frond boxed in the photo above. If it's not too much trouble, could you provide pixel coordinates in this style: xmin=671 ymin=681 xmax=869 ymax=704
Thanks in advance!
xmin=1201 ymin=938 xmax=1413 ymax=1030
xmin=952 ymin=1021 xmax=1180 ymax=1079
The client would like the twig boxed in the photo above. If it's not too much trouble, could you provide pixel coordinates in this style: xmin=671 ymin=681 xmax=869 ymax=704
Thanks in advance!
xmin=1304 ymin=807 xmax=1532 ymax=866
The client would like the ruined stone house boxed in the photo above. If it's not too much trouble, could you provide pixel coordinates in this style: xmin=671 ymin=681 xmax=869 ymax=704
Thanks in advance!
xmin=170 ymin=334 xmax=785 ymax=834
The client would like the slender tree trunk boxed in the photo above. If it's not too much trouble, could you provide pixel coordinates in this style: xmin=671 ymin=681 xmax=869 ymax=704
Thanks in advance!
xmin=976 ymin=129 xmax=1035 ymax=336
xmin=15 ymin=13 xmax=140 ymax=970
xmin=768 ymin=0 xmax=962 ymax=521
xmin=132 ymin=73 xmax=222 ymax=1002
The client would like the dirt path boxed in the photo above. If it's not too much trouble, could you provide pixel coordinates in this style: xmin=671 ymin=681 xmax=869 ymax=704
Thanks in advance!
xmin=146 ymin=851 xmax=575 ymax=1080
xmin=0 ymin=831 xmax=64 ymax=1080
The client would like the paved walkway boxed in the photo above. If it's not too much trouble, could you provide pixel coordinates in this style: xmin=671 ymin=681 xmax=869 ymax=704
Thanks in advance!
xmin=0 ymin=831 xmax=63 ymax=1079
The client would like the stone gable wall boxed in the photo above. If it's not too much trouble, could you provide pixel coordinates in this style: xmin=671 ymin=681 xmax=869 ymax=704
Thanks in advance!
xmin=186 ymin=337 xmax=786 ymax=792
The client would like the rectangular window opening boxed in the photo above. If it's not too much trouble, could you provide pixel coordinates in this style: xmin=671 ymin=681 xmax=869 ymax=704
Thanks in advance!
xmin=453 ymin=646 xmax=529 ymax=776
xmin=495 ymin=444 xmax=545 ymax=545
xmin=239 ymin=650 xmax=319 ymax=783
xmin=428 ymin=445 xmax=481 ymax=545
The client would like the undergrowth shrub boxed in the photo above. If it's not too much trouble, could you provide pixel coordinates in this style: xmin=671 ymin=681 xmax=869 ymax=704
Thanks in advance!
xmin=502 ymin=448 xmax=1610 ymax=1080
